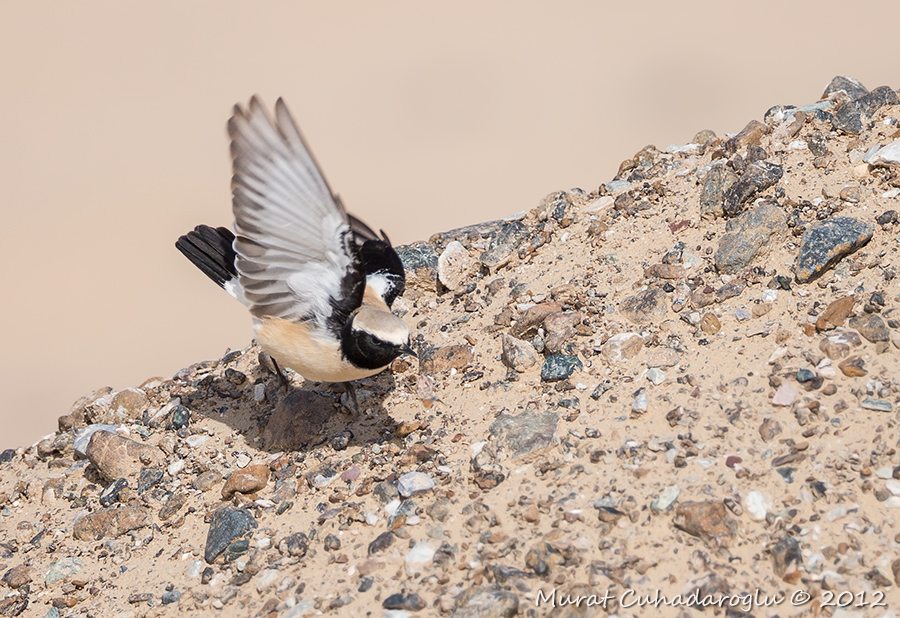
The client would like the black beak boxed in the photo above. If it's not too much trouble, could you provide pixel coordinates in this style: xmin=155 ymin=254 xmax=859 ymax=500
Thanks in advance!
xmin=400 ymin=343 xmax=418 ymax=359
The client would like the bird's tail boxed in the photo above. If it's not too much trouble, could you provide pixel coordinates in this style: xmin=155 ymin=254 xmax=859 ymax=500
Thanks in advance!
xmin=175 ymin=225 xmax=246 ymax=304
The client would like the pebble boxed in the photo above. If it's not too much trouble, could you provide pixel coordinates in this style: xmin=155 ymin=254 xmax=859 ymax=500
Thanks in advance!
xmin=794 ymin=217 xmax=874 ymax=283
xmin=714 ymin=200 xmax=785 ymax=274
xmin=619 ymin=288 xmax=668 ymax=325
xmin=85 ymin=430 xmax=164 ymax=481
xmin=645 ymin=347 xmax=679 ymax=368
xmin=861 ymin=398 xmax=893 ymax=412
xmin=540 ymin=354 xmax=582 ymax=381
xmin=673 ymin=501 xmax=736 ymax=548
xmin=73 ymin=424 xmax=119 ymax=459
xmin=437 ymin=240 xmax=469 ymax=290
xmin=723 ymin=161 xmax=783 ymax=217
xmin=832 ymin=85 xmax=900 ymax=134
xmin=404 ymin=541 xmax=436 ymax=576
xmin=161 ymin=590 xmax=181 ymax=604
xmin=221 ymin=465 xmax=269 ymax=499
xmin=73 ymin=505 xmax=151 ymax=541
xmin=167 ymin=459 xmax=185 ymax=477
xmin=838 ymin=356 xmax=867 ymax=377
xmin=489 ymin=410 xmax=558 ymax=457
xmin=396 ymin=242 xmax=439 ymax=291
xmin=2 ymin=565 xmax=34 ymax=589
xmin=816 ymin=296 xmax=854 ymax=331
xmin=646 ymin=368 xmax=666 ymax=385
xmin=699 ymin=312 xmax=720 ymax=334
xmin=479 ymin=221 xmax=529 ymax=268
xmin=500 ymin=333 xmax=539 ymax=372
xmin=885 ymin=480 xmax=900 ymax=496
xmin=44 ymin=557 xmax=84 ymax=586
xmin=601 ymin=332 xmax=644 ymax=363
xmin=99 ymin=478 xmax=129 ymax=507
xmin=631 ymin=388 xmax=648 ymax=413
xmin=745 ymin=490 xmax=770 ymax=521
xmin=185 ymin=434 xmax=208 ymax=448
xmin=204 ymin=506 xmax=258 ymax=564
xmin=510 ymin=302 xmax=562 ymax=338
xmin=868 ymin=138 xmax=900 ymax=166
xmin=383 ymin=593 xmax=427 ymax=612
xmin=758 ymin=418 xmax=783 ymax=442
xmin=650 ymin=486 xmax=680 ymax=513
xmin=699 ymin=166 xmax=738 ymax=220
xmin=192 ymin=469 xmax=222 ymax=492
xmin=770 ymin=535 xmax=802 ymax=577
xmin=450 ymin=586 xmax=519 ymax=618
xmin=848 ymin=313 xmax=890 ymax=342
xmin=772 ymin=383 xmax=798 ymax=407
xmin=397 ymin=472 xmax=435 ymax=498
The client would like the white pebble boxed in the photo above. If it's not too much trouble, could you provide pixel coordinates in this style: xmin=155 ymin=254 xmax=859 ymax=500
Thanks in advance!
xmin=167 ymin=460 xmax=185 ymax=476
xmin=745 ymin=490 xmax=770 ymax=521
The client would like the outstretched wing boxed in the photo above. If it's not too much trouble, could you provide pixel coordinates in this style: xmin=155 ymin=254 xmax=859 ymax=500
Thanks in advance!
xmin=228 ymin=97 xmax=365 ymax=333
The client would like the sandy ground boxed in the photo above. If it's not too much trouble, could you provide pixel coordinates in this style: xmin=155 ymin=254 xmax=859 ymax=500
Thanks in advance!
xmin=2 ymin=77 xmax=900 ymax=617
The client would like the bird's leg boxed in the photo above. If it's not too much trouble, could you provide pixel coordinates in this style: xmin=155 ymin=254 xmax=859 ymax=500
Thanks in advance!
xmin=339 ymin=382 xmax=360 ymax=415
xmin=270 ymin=357 xmax=291 ymax=391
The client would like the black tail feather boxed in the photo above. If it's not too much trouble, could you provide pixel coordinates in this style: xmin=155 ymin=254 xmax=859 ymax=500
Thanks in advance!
xmin=175 ymin=225 xmax=238 ymax=288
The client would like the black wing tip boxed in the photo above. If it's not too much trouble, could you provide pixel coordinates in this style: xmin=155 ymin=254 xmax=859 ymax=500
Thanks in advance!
xmin=176 ymin=224 xmax=238 ymax=288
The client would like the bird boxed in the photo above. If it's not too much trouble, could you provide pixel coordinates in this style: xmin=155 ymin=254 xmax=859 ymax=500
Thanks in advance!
xmin=176 ymin=97 xmax=415 ymax=409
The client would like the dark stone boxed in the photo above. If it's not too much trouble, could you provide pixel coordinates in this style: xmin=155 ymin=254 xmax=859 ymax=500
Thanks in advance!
xmin=723 ymin=161 xmax=783 ymax=217
xmin=373 ymin=481 xmax=399 ymax=504
xmin=716 ymin=281 xmax=745 ymax=302
xmin=832 ymin=86 xmax=900 ymax=135
xmin=796 ymin=369 xmax=815 ymax=383
xmin=279 ymin=532 xmax=309 ymax=558
xmin=771 ymin=535 xmax=802 ymax=576
xmin=540 ymin=355 xmax=583 ymax=382
xmin=99 ymin=478 xmax=129 ymax=507
xmin=619 ymin=288 xmax=667 ymax=325
xmin=323 ymin=534 xmax=341 ymax=551
xmin=806 ymin=132 xmax=829 ymax=157
xmin=137 ymin=467 xmax=164 ymax=493
xmin=396 ymin=242 xmax=439 ymax=290
xmin=383 ymin=593 xmax=427 ymax=611
xmin=204 ymin=506 xmax=258 ymax=564
xmin=479 ymin=221 xmax=530 ymax=268
xmin=876 ymin=210 xmax=898 ymax=226
xmin=714 ymin=200 xmax=786 ymax=274
xmin=0 ymin=449 xmax=14 ymax=463
xmin=358 ymin=576 xmax=374 ymax=593
xmin=368 ymin=531 xmax=395 ymax=556
xmin=159 ymin=491 xmax=187 ymax=521
xmin=489 ymin=410 xmax=558 ymax=457
xmin=170 ymin=406 xmax=190 ymax=430
xmin=822 ymin=75 xmax=868 ymax=101
xmin=201 ymin=567 xmax=214 ymax=584
xmin=452 ymin=585 xmax=519 ymax=617
xmin=848 ymin=313 xmax=890 ymax=342
xmin=161 ymin=590 xmax=181 ymax=604
xmin=794 ymin=217 xmax=874 ymax=283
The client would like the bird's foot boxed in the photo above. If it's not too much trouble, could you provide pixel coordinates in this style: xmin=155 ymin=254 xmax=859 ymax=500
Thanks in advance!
xmin=339 ymin=382 xmax=359 ymax=415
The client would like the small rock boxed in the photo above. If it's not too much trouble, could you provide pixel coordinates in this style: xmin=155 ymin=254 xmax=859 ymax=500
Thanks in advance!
xmin=437 ymin=241 xmax=470 ymax=290
xmin=192 ymin=470 xmax=222 ymax=492
xmin=631 ymin=388 xmax=648 ymax=413
xmin=723 ymin=161 xmax=783 ymax=217
xmin=450 ymin=585 xmax=519 ymax=618
xmin=650 ymin=486 xmax=680 ymax=513
xmin=500 ymin=334 xmax=539 ymax=372
xmin=620 ymin=288 xmax=668 ymax=325
xmin=489 ymin=410 xmax=558 ymax=457
xmin=510 ymin=302 xmax=563 ymax=338
xmin=601 ymin=332 xmax=644 ymax=363
xmin=673 ymin=501 xmax=736 ymax=548
xmin=159 ymin=491 xmax=187 ymax=521
xmin=770 ymin=535 xmax=802 ymax=577
xmin=396 ymin=242 xmax=439 ymax=291
xmin=772 ymin=383 xmax=798 ymax=407
xmin=1 ymin=565 xmax=34 ymax=589
xmin=745 ymin=490 xmax=770 ymax=521
xmin=699 ymin=313 xmax=720 ymax=334
xmin=699 ymin=164 xmax=737 ymax=220
xmin=794 ymin=217 xmax=874 ymax=283
xmin=204 ymin=506 xmax=258 ymax=564
xmin=838 ymin=356 xmax=867 ymax=377
xmin=383 ymin=592 xmax=427 ymax=611
xmin=540 ymin=355 xmax=582 ymax=381
xmin=44 ymin=557 xmax=83 ymax=586
xmin=869 ymin=138 xmax=900 ymax=167
xmin=221 ymin=465 xmax=269 ymax=499
xmin=397 ymin=472 xmax=435 ymax=498
xmin=420 ymin=344 xmax=474 ymax=374
xmin=368 ymin=531 xmax=395 ymax=556
xmin=832 ymin=85 xmax=900 ymax=134
xmin=161 ymin=590 xmax=181 ymax=605
xmin=848 ymin=313 xmax=890 ymax=342
xmin=646 ymin=368 xmax=666 ymax=385
xmin=861 ymin=398 xmax=893 ymax=412
xmin=85 ymin=431 xmax=164 ymax=482
xmin=714 ymin=200 xmax=785 ymax=274
xmin=73 ymin=506 xmax=151 ymax=541
xmin=816 ymin=296 xmax=854 ymax=331
xmin=73 ymin=424 xmax=119 ymax=459
xmin=646 ymin=348 xmax=679 ymax=368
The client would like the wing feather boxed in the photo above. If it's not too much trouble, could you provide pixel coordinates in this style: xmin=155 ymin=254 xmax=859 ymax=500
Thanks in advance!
xmin=228 ymin=97 xmax=364 ymax=330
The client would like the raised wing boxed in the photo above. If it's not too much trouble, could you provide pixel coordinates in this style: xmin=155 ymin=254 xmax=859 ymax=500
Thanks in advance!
xmin=228 ymin=97 xmax=365 ymax=332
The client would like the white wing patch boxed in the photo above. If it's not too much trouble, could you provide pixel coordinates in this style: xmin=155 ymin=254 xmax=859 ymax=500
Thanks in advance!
xmin=228 ymin=97 xmax=362 ymax=326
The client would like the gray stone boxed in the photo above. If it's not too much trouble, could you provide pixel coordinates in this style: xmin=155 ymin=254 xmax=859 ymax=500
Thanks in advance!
xmin=479 ymin=221 xmax=529 ymax=268
xmin=451 ymin=585 xmax=519 ymax=618
xmin=73 ymin=424 xmax=119 ymax=459
xmin=73 ymin=506 xmax=151 ymax=541
xmin=500 ymin=334 xmax=539 ymax=372
xmin=44 ymin=557 xmax=83 ymax=586
xmin=832 ymin=85 xmax=900 ymax=135
xmin=723 ymin=161 xmax=783 ymax=217
xmin=869 ymin=139 xmax=900 ymax=167
xmin=396 ymin=242 xmax=439 ymax=291
xmin=489 ymin=410 xmax=558 ymax=457
xmin=383 ymin=592 xmax=427 ymax=611
xmin=437 ymin=240 xmax=470 ymax=290
xmin=770 ymin=535 xmax=802 ymax=577
xmin=540 ymin=355 xmax=583 ymax=381
xmin=204 ymin=506 xmax=258 ymax=564
xmin=794 ymin=217 xmax=874 ymax=283
xmin=714 ymin=200 xmax=786 ymax=274
xmin=397 ymin=471 xmax=435 ymax=497
xmin=849 ymin=313 xmax=890 ymax=342
xmin=822 ymin=75 xmax=868 ymax=101
xmin=619 ymin=288 xmax=667 ymax=325
xmin=699 ymin=164 xmax=737 ymax=220
xmin=650 ymin=486 xmax=681 ymax=513
xmin=861 ymin=398 xmax=893 ymax=412
xmin=85 ymin=431 xmax=164 ymax=481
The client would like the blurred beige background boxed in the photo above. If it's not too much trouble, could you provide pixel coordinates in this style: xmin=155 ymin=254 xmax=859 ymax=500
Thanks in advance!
xmin=2 ymin=1 xmax=898 ymax=447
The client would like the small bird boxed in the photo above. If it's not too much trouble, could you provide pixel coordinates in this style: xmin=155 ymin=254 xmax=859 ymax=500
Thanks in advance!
xmin=176 ymin=97 xmax=414 ymax=407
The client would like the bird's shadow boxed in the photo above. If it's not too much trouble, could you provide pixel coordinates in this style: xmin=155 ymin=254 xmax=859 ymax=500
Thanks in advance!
xmin=176 ymin=346 xmax=412 ymax=456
